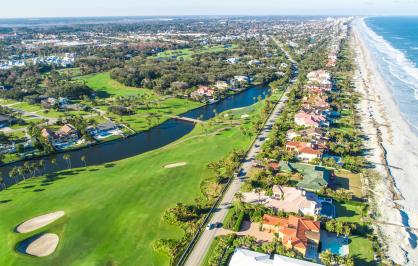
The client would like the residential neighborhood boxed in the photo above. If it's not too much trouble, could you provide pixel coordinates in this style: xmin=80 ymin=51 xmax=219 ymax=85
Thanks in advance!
xmin=0 ymin=12 xmax=397 ymax=266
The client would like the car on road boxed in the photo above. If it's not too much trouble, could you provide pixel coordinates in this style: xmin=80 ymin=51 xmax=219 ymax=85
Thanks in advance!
xmin=206 ymin=223 xmax=215 ymax=230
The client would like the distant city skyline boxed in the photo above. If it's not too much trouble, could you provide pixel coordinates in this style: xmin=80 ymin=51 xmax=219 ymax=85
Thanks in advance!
xmin=1 ymin=0 xmax=418 ymax=18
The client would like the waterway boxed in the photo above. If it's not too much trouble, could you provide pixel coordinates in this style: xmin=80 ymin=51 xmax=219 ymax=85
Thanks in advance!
xmin=0 ymin=86 xmax=270 ymax=186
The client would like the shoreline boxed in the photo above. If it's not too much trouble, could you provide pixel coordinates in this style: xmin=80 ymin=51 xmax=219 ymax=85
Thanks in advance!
xmin=352 ymin=19 xmax=418 ymax=265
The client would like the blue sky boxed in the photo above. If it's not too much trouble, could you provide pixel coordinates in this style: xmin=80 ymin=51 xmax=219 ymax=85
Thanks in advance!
xmin=1 ymin=0 xmax=418 ymax=18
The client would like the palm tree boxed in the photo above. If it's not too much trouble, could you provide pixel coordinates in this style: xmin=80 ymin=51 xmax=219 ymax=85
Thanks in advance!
xmin=0 ymin=175 xmax=5 ymax=190
xmin=63 ymin=154 xmax=71 ymax=169
xmin=39 ymin=160 xmax=46 ymax=175
xmin=254 ymin=187 xmax=263 ymax=203
xmin=234 ymin=192 xmax=244 ymax=212
xmin=18 ymin=166 xmax=26 ymax=182
xmin=81 ymin=155 xmax=87 ymax=167
xmin=51 ymin=157 xmax=57 ymax=166
xmin=9 ymin=167 xmax=18 ymax=184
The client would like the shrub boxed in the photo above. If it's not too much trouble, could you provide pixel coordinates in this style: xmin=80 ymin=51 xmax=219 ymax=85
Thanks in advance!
xmin=233 ymin=211 xmax=245 ymax=232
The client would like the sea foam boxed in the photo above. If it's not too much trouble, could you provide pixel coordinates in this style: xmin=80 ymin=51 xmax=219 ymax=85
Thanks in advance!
xmin=357 ymin=19 xmax=418 ymax=132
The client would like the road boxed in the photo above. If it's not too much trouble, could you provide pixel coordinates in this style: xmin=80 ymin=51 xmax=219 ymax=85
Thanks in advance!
xmin=184 ymin=80 xmax=294 ymax=266
xmin=183 ymin=38 xmax=297 ymax=266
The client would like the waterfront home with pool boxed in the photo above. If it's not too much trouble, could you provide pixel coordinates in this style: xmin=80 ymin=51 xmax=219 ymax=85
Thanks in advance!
xmin=41 ymin=124 xmax=79 ymax=148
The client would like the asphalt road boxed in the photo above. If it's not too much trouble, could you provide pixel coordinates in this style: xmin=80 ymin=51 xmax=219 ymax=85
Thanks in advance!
xmin=183 ymin=83 xmax=292 ymax=266
xmin=183 ymin=38 xmax=297 ymax=266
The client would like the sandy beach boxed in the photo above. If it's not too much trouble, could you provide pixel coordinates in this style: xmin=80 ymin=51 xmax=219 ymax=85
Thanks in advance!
xmin=353 ymin=19 xmax=418 ymax=265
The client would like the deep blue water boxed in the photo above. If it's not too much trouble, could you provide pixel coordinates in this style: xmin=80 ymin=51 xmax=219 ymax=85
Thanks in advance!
xmin=361 ymin=17 xmax=418 ymax=133
xmin=367 ymin=17 xmax=418 ymax=68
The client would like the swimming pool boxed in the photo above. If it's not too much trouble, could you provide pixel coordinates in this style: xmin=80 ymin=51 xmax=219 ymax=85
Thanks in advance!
xmin=320 ymin=201 xmax=335 ymax=218
xmin=320 ymin=231 xmax=349 ymax=256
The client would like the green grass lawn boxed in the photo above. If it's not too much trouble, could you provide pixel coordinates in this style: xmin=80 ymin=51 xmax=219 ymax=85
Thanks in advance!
xmin=152 ymin=45 xmax=237 ymax=61
xmin=80 ymin=72 xmax=153 ymax=98
xmin=335 ymin=200 xmax=365 ymax=223
xmin=334 ymin=170 xmax=363 ymax=199
xmin=108 ymin=97 xmax=202 ymax=132
xmin=335 ymin=200 xmax=375 ymax=265
xmin=0 ymin=109 xmax=255 ymax=266
xmin=349 ymin=235 xmax=375 ymax=266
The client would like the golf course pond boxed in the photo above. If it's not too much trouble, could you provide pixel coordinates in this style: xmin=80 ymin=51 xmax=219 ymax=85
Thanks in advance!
xmin=1 ymin=86 xmax=270 ymax=186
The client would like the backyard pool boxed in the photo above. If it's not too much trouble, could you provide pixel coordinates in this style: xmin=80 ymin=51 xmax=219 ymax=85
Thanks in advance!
xmin=320 ymin=230 xmax=349 ymax=256
xmin=320 ymin=201 xmax=335 ymax=218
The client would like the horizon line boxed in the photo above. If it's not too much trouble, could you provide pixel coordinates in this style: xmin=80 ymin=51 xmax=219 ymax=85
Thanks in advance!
xmin=0 ymin=14 xmax=417 ymax=20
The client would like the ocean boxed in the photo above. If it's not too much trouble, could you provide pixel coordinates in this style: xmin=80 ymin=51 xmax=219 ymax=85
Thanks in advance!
xmin=359 ymin=17 xmax=418 ymax=133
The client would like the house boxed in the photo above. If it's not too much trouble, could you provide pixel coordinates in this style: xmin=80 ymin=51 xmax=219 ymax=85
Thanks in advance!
xmin=97 ymin=122 xmax=118 ymax=133
xmin=226 ymin=57 xmax=239 ymax=64
xmin=41 ymin=124 xmax=79 ymax=147
xmin=266 ymin=186 xmax=322 ymax=216
xmin=0 ymin=114 xmax=13 ymax=127
xmin=215 ymin=80 xmax=229 ymax=90
xmin=248 ymin=59 xmax=262 ymax=66
xmin=87 ymin=122 xmax=119 ymax=137
xmin=262 ymin=215 xmax=321 ymax=257
xmin=294 ymin=111 xmax=328 ymax=128
xmin=41 ymin=97 xmax=58 ymax=109
xmin=285 ymin=141 xmax=323 ymax=161
xmin=287 ymin=128 xmax=326 ymax=141
xmin=306 ymin=70 xmax=332 ymax=90
xmin=58 ymin=97 xmax=70 ymax=106
xmin=234 ymin=75 xmax=251 ymax=83
xmin=305 ymin=96 xmax=330 ymax=109
xmin=307 ymin=70 xmax=331 ymax=84
xmin=191 ymin=85 xmax=216 ymax=99
xmin=229 ymin=248 xmax=321 ymax=266
xmin=229 ymin=248 xmax=272 ymax=266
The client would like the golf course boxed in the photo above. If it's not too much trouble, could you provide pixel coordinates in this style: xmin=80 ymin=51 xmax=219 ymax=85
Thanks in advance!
xmin=0 ymin=104 xmax=261 ymax=265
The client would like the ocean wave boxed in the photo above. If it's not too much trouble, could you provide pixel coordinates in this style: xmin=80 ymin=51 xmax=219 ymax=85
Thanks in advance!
xmin=358 ymin=19 xmax=418 ymax=100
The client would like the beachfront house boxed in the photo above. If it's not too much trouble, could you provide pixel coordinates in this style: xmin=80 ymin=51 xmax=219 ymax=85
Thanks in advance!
xmin=285 ymin=141 xmax=323 ymax=161
xmin=294 ymin=111 xmax=328 ymax=128
xmin=287 ymin=128 xmax=327 ymax=141
xmin=279 ymin=162 xmax=331 ymax=192
xmin=262 ymin=215 xmax=321 ymax=258
xmin=229 ymin=248 xmax=321 ymax=266
xmin=266 ymin=185 xmax=322 ymax=216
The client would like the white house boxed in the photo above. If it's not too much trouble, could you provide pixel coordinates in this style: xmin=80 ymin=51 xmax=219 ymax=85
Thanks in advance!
xmin=229 ymin=248 xmax=322 ymax=266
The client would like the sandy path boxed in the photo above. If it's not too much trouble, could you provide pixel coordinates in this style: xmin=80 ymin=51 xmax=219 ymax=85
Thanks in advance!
xmin=164 ymin=162 xmax=187 ymax=168
xmin=25 ymin=233 xmax=59 ymax=257
xmin=353 ymin=20 xmax=418 ymax=265
xmin=17 ymin=211 xmax=65 ymax=233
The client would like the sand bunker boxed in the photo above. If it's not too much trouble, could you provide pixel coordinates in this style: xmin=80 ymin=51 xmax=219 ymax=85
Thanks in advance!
xmin=164 ymin=162 xmax=187 ymax=169
xmin=17 ymin=211 xmax=65 ymax=233
xmin=25 ymin=233 xmax=59 ymax=257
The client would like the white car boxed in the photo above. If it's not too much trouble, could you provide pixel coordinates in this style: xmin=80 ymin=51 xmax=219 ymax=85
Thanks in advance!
xmin=206 ymin=223 xmax=215 ymax=230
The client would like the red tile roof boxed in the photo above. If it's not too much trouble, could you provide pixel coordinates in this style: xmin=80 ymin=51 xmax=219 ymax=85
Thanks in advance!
xmin=263 ymin=214 xmax=320 ymax=251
